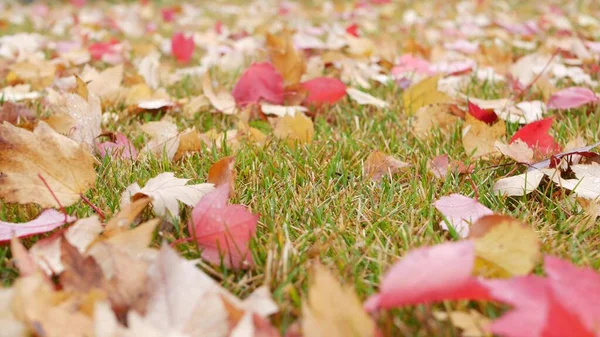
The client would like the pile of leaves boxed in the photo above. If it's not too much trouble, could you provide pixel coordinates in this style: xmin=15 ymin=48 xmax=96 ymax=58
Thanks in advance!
xmin=1 ymin=0 xmax=600 ymax=336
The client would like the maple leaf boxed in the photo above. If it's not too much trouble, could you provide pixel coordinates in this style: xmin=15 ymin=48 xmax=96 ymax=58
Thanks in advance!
xmin=140 ymin=120 xmax=180 ymax=161
xmin=363 ymin=150 xmax=410 ymax=181
xmin=493 ymin=170 xmax=545 ymax=196
xmin=346 ymin=88 xmax=388 ymax=108
xmin=96 ymin=133 xmax=138 ymax=161
xmin=0 ymin=209 xmax=76 ymax=242
xmin=203 ymin=72 xmax=236 ymax=115
xmin=0 ymin=101 xmax=35 ymax=125
xmin=434 ymin=194 xmax=494 ymax=238
xmin=273 ymin=113 xmax=314 ymax=145
xmin=403 ymin=76 xmax=454 ymax=114
xmin=302 ymin=264 xmax=376 ymax=337
xmin=0 ymin=122 xmax=96 ymax=208
xmin=82 ymin=64 xmax=124 ymax=101
xmin=171 ymin=32 xmax=195 ymax=64
xmin=509 ymin=118 xmax=561 ymax=155
xmin=412 ymin=103 xmax=460 ymax=139
xmin=462 ymin=114 xmax=506 ymax=159
xmin=266 ymin=29 xmax=307 ymax=85
xmin=364 ymin=241 xmax=491 ymax=311
xmin=300 ymin=77 xmax=347 ymax=105
xmin=232 ymin=62 xmax=285 ymax=106
xmin=121 ymin=172 xmax=214 ymax=220
xmin=547 ymin=87 xmax=599 ymax=110
xmin=468 ymin=101 xmax=498 ymax=125
xmin=188 ymin=184 xmax=258 ymax=269
xmin=208 ymin=156 xmax=237 ymax=193
xmin=59 ymin=90 xmax=102 ymax=149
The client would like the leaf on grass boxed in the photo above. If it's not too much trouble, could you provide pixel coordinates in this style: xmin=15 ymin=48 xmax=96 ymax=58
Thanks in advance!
xmin=0 ymin=210 xmax=76 ymax=242
xmin=300 ymin=77 xmax=346 ymax=105
xmin=208 ymin=156 xmax=237 ymax=193
xmin=470 ymin=215 xmax=540 ymax=278
xmin=273 ymin=113 xmax=314 ymax=145
xmin=266 ymin=29 xmax=306 ymax=86
xmin=462 ymin=114 xmax=506 ymax=159
xmin=547 ymin=87 xmax=599 ymax=110
xmin=364 ymin=150 xmax=410 ymax=181
xmin=541 ymin=164 xmax=600 ymax=200
xmin=346 ymin=88 xmax=388 ymax=108
xmin=203 ymin=72 xmax=236 ymax=115
xmin=403 ymin=75 xmax=453 ymax=114
xmin=428 ymin=155 xmax=450 ymax=179
xmin=96 ymin=133 xmax=138 ymax=161
xmin=364 ymin=241 xmax=490 ymax=311
xmin=83 ymin=64 xmax=123 ymax=101
xmin=0 ymin=101 xmax=35 ymax=125
xmin=232 ymin=62 xmax=285 ymax=106
xmin=188 ymin=184 xmax=258 ymax=269
xmin=140 ymin=120 xmax=180 ymax=161
xmin=0 ymin=122 xmax=96 ymax=208
xmin=302 ymin=264 xmax=375 ymax=337
xmin=495 ymin=140 xmax=535 ymax=163
xmin=468 ymin=101 xmax=498 ymax=125
xmin=434 ymin=194 xmax=494 ymax=238
xmin=509 ymin=118 xmax=561 ymax=155
xmin=121 ymin=172 xmax=214 ymax=220
xmin=412 ymin=103 xmax=460 ymax=139
xmin=433 ymin=310 xmax=491 ymax=337
xmin=171 ymin=32 xmax=194 ymax=64
xmin=172 ymin=128 xmax=203 ymax=161
xmin=493 ymin=170 xmax=545 ymax=196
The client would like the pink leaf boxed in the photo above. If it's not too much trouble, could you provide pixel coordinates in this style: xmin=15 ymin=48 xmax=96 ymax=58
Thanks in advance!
xmin=171 ymin=32 xmax=194 ymax=64
xmin=188 ymin=184 xmax=258 ymax=269
xmin=391 ymin=54 xmax=435 ymax=79
xmin=300 ymin=77 xmax=347 ymax=105
xmin=468 ymin=101 xmax=498 ymax=125
xmin=345 ymin=24 xmax=360 ymax=37
xmin=509 ymin=118 xmax=561 ymax=155
xmin=434 ymin=194 xmax=494 ymax=238
xmin=161 ymin=7 xmax=177 ymax=22
xmin=0 ymin=209 xmax=76 ymax=242
xmin=88 ymin=40 xmax=120 ymax=61
xmin=547 ymin=87 xmax=599 ymax=110
xmin=232 ymin=62 xmax=285 ymax=106
xmin=364 ymin=241 xmax=490 ymax=311
xmin=70 ymin=0 xmax=87 ymax=7
xmin=96 ymin=133 xmax=138 ymax=160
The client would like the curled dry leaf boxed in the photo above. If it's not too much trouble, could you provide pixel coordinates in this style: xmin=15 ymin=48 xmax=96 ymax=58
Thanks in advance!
xmin=173 ymin=128 xmax=203 ymax=161
xmin=120 ymin=172 xmax=214 ymax=220
xmin=302 ymin=263 xmax=375 ymax=337
xmin=0 ymin=209 xmax=76 ymax=242
xmin=364 ymin=150 xmax=410 ymax=181
xmin=0 ymin=122 xmax=96 ymax=208
xmin=346 ymin=87 xmax=388 ymax=108
xmin=208 ymin=156 xmax=237 ymax=193
xmin=273 ymin=113 xmax=314 ymax=145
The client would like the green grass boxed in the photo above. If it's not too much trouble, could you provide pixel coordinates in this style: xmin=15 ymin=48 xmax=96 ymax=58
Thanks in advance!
xmin=2 ymin=1 xmax=600 ymax=335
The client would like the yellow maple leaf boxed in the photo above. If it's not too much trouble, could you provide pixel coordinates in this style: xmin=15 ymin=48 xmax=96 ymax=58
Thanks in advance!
xmin=266 ymin=30 xmax=306 ymax=85
xmin=273 ymin=113 xmax=314 ymax=145
xmin=462 ymin=114 xmax=506 ymax=159
xmin=402 ymin=75 xmax=454 ymax=115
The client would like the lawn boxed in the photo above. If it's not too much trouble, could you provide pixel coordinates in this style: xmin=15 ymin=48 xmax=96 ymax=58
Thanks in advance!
xmin=1 ymin=0 xmax=600 ymax=336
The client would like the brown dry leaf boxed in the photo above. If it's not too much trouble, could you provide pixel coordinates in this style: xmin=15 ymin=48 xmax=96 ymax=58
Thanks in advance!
xmin=469 ymin=215 xmax=541 ymax=278
xmin=173 ymin=129 xmax=203 ymax=161
xmin=403 ymin=76 xmax=454 ymax=115
xmin=8 ymin=60 xmax=56 ymax=90
xmin=266 ymin=29 xmax=306 ymax=85
xmin=302 ymin=263 xmax=375 ymax=337
xmin=412 ymin=103 xmax=460 ymax=139
xmin=0 ymin=122 xmax=96 ymax=208
xmin=462 ymin=114 xmax=506 ymax=159
xmin=59 ymin=240 xmax=105 ymax=293
xmin=273 ymin=113 xmax=314 ymax=145
xmin=74 ymin=75 xmax=89 ymax=101
xmin=208 ymin=156 xmax=237 ymax=193
xmin=433 ymin=310 xmax=491 ymax=337
xmin=364 ymin=150 xmax=410 ymax=181
xmin=83 ymin=64 xmax=124 ymax=101
xmin=104 ymin=197 xmax=152 ymax=234
xmin=125 ymin=83 xmax=153 ymax=106
xmin=428 ymin=154 xmax=449 ymax=179
xmin=0 ymin=102 xmax=35 ymax=125
xmin=44 ymin=113 xmax=77 ymax=135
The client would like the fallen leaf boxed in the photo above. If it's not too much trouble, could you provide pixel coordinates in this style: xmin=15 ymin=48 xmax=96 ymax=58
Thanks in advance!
xmin=300 ymin=77 xmax=347 ymax=105
xmin=547 ymin=87 xmax=599 ymax=110
xmin=140 ymin=120 xmax=180 ymax=161
xmin=403 ymin=76 xmax=453 ymax=114
xmin=83 ymin=64 xmax=124 ymax=101
xmin=59 ymin=240 xmax=105 ymax=293
xmin=60 ymin=91 xmax=102 ymax=148
xmin=0 ymin=101 xmax=35 ymax=125
xmin=203 ymin=73 xmax=236 ymax=115
xmin=172 ymin=129 xmax=203 ymax=161
xmin=434 ymin=194 xmax=494 ymax=238
xmin=96 ymin=133 xmax=138 ymax=161
xmin=493 ymin=170 xmax=545 ymax=196
xmin=0 ymin=122 xmax=96 ymax=208
xmin=346 ymin=87 xmax=388 ymax=108
xmin=188 ymin=184 xmax=258 ymax=269
xmin=208 ymin=156 xmax=237 ymax=193
xmin=171 ymin=32 xmax=194 ymax=64
xmin=433 ymin=310 xmax=491 ymax=337
xmin=302 ymin=263 xmax=375 ymax=337
xmin=468 ymin=101 xmax=498 ymax=125
xmin=364 ymin=150 xmax=410 ymax=181
xmin=121 ymin=172 xmax=214 ymax=220
xmin=0 ymin=210 xmax=76 ymax=242
xmin=266 ymin=30 xmax=306 ymax=85
xmin=232 ymin=62 xmax=285 ymax=106
xmin=428 ymin=154 xmax=450 ymax=179
xmin=273 ymin=113 xmax=314 ymax=145
xmin=364 ymin=241 xmax=490 ymax=311
xmin=510 ymin=118 xmax=561 ymax=155
xmin=495 ymin=140 xmax=535 ymax=163
xmin=412 ymin=103 xmax=460 ymax=139
xmin=462 ymin=114 xmax=506 ymax=159
xmin=470 ymin=215 xmax=541 ymax=278
xmin=541 ymin=164 xmax=600 ymax=200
